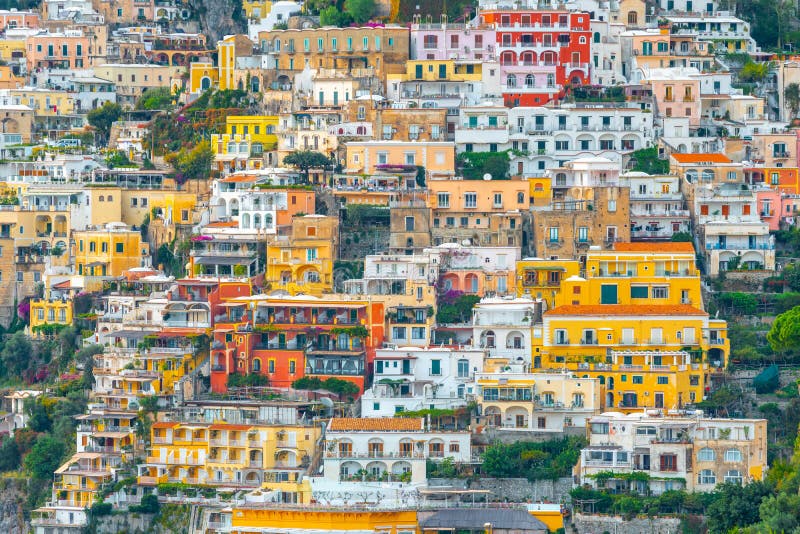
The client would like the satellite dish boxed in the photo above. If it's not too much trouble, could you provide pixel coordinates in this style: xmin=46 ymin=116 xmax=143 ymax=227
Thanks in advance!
xmin=483 ymin=173 xmax=492 ymax=180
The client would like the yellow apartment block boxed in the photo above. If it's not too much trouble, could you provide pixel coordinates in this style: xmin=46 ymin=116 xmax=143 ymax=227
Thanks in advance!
xmin=388 ymin=59 xmax=484 ymax=85
xmin=139 ymin=422 xmax=321 ymax=494
xmin=73 ymin=223 xmax=149 ymax=277
xmin=29 ymin=296 xmax=72 ymax=334
xmin=228 ymin=509 xmax=419 ymax=533
xmin=515 ymin=257 xmax=581 ymax=307
xmin=540 ymin=304 xmax=728 ymax=411
xmin=9 ymin=88 xmax=75 ymax=116
xmin=189 ymin=59 xmax=218 ymax=94
xmin=227 ymin=115 xmax=278 ymax=151
xmin=266 ymin=215 xmax=338 ymax=295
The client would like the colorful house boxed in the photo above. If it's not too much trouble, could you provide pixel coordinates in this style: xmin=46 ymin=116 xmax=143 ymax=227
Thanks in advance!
xmin=72 ymin=223 xmax=150 ymax=277
xmin=265 ymin=215 xmax=338 ymax=295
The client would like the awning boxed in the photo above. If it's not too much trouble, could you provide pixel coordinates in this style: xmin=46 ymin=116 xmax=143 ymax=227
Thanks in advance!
xmin=524 ymin=266 xmax=567 ymax=271
xmin=218 ymin=301 xmax=247 ymax=307
xmin=91 ymin=431 xmax=130 ymax=439
xmin=194 ymin=256 xmax=255 ymax=265
xmin=102 ymin=329 xmax=158 ymax=339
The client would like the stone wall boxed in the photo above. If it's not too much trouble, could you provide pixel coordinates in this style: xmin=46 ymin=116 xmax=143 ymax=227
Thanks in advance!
xmin=428 ymin=477 xmax=574 ymax=503
xmin=572 ymin=512 xmax=682 ymax=534
xmin=0 ymin=479 xmax=27 ymax=534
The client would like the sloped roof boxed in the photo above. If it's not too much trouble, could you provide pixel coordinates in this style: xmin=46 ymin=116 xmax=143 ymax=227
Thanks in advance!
xmin=545 ymin=304 xmax=707 ymax=316
xmin=613 ymin=242 xmax=695 ymax=253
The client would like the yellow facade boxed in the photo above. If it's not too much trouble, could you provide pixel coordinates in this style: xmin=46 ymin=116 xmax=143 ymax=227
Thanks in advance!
xmin=0 ymin=65 xmax=24 ymax=89
xmin=527 ymin=175 xmax=552 ymax=206
xmin=73 ymin=226 xmax=149 ymax=277
xmin=266 ymin=215 xmax=338 ymax=295
xmin=10 ymin=88 xmax=75 ymax=116
xmin=189 ymin=59 xmax=218 ymax=94
xmin=227 ymin=115 xmax=278 ymax=151
xmin=140 ymin=422 xmax=321 ymax=495
xmin=229 ymin=509 xmax=419 ymax=533
xmin=535 ymin=243 xmax=728 ymax=412
xmin=242 ymin=0 xmax=272 ymax=19
xmin=120 ymin=189 xmax=197 ymax=230
xmin=218 ymin=35 xmax=253 ymax=91
xmin=29 ymin=296 xmax=72 ymax=334
xmin=0 ymin=40 xmax=25 ymax=63
xmin=388 ymin=59 xmax=483 ymax=85
xmin=515 ymin=257 xmax=581 ymax=307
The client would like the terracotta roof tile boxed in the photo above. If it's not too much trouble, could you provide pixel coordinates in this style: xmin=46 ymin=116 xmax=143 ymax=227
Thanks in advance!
xmin=670 ymin=153 xmax=732 ymax=164
xmin=328 ymin=417 xmax=424 ymax=432
xmin=545 ymin=304 xmax=708 ymax=316
xmin=209 ymin=424 xmax=253 ymax=431
xmin=152 ymin=422 xmax=180 ymax=429
xmin=206 ymin=221 xmax=239 ymax=228
xmin=613 ymin=242 xmax=695 ymax=253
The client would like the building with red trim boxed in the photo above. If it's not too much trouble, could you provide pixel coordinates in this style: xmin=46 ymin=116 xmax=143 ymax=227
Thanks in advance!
xmin=479 ymin=9 xmax=592 ymax=106
xmin=210 ymin=295 xmax=385 ymax=393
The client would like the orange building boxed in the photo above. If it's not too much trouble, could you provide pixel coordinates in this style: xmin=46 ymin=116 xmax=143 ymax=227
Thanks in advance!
xmin=25 ymin=30 xmax=93 ymax=71
xmin=210 ymin=295 xmax=385 ymax=393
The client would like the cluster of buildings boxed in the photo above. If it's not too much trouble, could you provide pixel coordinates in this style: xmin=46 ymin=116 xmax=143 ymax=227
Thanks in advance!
xmin=0 ymin=0 xmax=788 ymax=532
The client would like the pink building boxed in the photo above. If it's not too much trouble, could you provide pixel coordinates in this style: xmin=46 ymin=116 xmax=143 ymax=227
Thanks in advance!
xmin=643 ymin=67 xmax=701 ymax=127
xmin=410 ymin=20 xmax=496 ymax=61
xmin=756 ymin=187 xmax=800 ymax=230
xmin=0 ymin=10 xmax=39 ymax=30
xmin=25 ymin=30 xmax=93 ymax=71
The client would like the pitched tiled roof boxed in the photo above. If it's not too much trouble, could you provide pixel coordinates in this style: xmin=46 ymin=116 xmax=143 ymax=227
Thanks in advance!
xmin=328 ymin=417 xmax=424 ymax=432
xmin=670 ymin=153 xmax=731 ymax=164
xmin=613 ymin=242 xmax=695 ymax=253
xmin=545 ymin=304 xmax=708 ymax=316
xmin=209 ymin=424 xmax=253 ymax=431
xmin=152 ymin=422 xmax=180 ymax=429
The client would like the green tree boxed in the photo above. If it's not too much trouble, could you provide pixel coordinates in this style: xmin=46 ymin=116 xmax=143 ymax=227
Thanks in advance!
xmin=87 ymin=101 xmax=122 ymax=144
xmin=785 ymin=83 xmax=800 ymax=119
xmin=670 ymin=231 xmax=693 ymax=242
xmin=135 ymin=87 xmax=174 ymax=110
xmin=757 ymin=492 xmax=800 ymax=532
xmin=165 ymin=141 xmax=213 ymax=184
xmin=0 ymin=437 xmax=20 ymax=472
xmin=705 ymin=481 xmax=773 ymax=534
xmin=24 ymin=435 xmax=67 ymax=480
xmin=25 ymin=397 xmax=51 ymax=433
xmin=629 ymin=147 xmax=669 ymax=174
xmin=320 ymin=5 xmax=353 ymax=26
xmin=343 ymin=0 xmax=375 ymax=23
xmin=739 ymin=61 xmax=770 ymax=83
xmin=283 ymin=150 xmax=332 ymax=183
xmin=767 ymin=306 xmax=800 ymax=354
xmin=0 ymin=331 xmax=32 ymax=379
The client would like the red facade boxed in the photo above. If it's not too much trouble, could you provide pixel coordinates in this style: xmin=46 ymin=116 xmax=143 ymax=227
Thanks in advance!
xmin=481 ymin=9 xmax=592 ymax=106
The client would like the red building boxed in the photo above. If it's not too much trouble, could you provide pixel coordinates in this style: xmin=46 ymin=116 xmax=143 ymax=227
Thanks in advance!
xmin=210 ymin=296 xmax=385 ymax=393
xmin=479 ymin=9 xmax=592 ymax=106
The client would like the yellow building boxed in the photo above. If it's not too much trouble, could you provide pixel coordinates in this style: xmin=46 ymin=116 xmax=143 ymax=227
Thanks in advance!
xmin=535 ymin=242 xmax=728 ymax=412
xmin=226 ymin=509 xmax=419 ymax=533
xmin=218 ymin=34 xmax=254 ymax=91
xmin=242 ymin=0 xmax=272 ymax=19
xmin=29 ymin=278 xmax=75 ymax=335
xmin=266 ymin=215 xmax=338 ymax=295
xmin=138 ymin=421 xmax=321 ymax=495
xmin=227 ymin=115 xmax=278 ymax=151
xmin=515 ymin=257 xmax=581 ymax=307
xmin=73 ymin=223 xmax=149 ymax=277
xmin=120 ymin=189 xmax=197 ymax=231
xmin=0 ymin=65 xmax=24 ymax=89
xmin=387 ymin=59 xmax=483 ymax=86
xmin=0 ymin=39 xmax=25 ymax=64
xmin=189 ymin=58 xmax=218 ymax=94
xmin=9 ymin=88 xmax=75 ymax=116
xmin=527 ymin=175 xmax=552 ymax=206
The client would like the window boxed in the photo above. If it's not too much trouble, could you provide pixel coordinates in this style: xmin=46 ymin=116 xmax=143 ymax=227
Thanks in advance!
xmin=549 ymin=227 xmax=559 ymax=242
xmin=437 ymin=193 xmax=450 ymax=208
xmin=632 ymin=375 xmax=643 ymax=384
xmin=411 ymin=327 xmax=425 ymax=340
xmin=464 ymin=192 xmax=477 ymax=208
xmin=289 ymin=360 xmax=296 ymax=374
xmin=430 ymin=359 xmax=441 ymax=375
xmin=725 ymin=449 xmax=742 ymax=462
xmin=268 ymin=360 xmax=275 ymax=373
xmin=660 ymin=454 xmax=677 ymax=472
xmin=424 ymin=35 xmax=438 ymax=48
xmin=657 ymin=376 xmax=669 ymax=384
xmin=493 ymin=193 xmax=503 ymax=207
xmin=699 ymin=469 xmax=716 ymax=485
xmin=116 ymin=243 xmax=124 ymax=253
xmin=724 ymin=470 xmax=743 ymax=484
xmin=457 ymin=359 xmax=469 ymax=378
xmin=577 ymin=226 xmax=588 ymax=242
xmin=405 ymin=217 xmax=415 ymax=231
xmin=698 ymin=448 xmax=716 ymax=461
xmin=630 ymin=285 xmax=648 ymax=298
xmin=652 ymin=286 xmax=668 ymax=299
xmin=392 ymin=327 xmax=407 ymax=340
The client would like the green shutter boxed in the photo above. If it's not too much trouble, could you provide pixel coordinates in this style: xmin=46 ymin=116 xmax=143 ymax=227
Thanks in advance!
xmin=600 ymin=284 xmax=618 ymax=304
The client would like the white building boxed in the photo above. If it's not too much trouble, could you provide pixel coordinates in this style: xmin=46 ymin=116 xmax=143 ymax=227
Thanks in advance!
xmin=322 ymin=417 xmax=472 ymax=485
xmin=665 ymin=14 xmax=759 ymax=53
xmin=625 ymin=171 xmax=691 ymax=240
xmin=472 ymin=296 xmax=542 ymax=362
xmin=361 ymin=346 xmax=485 ymax=417
xmin=694 ymin=184 xmax=775 ymax=274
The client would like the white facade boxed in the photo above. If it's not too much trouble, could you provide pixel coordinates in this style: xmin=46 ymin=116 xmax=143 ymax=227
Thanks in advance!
xmin=472 ymin=296 xmax=541 ymax=361
xmin=344 ymin=251 xmax=440 ymax=296
xmin=323 ymin=418 xmax=472 ymax=485
xmin=625 ymin=171 xmax=691 ymax=239
xmin=361 ymin=347 xmax=485 ymax=417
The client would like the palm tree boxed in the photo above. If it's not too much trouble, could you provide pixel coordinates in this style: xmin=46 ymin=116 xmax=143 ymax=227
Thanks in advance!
xmin=785 ymin=83 xmax=800 ymax=120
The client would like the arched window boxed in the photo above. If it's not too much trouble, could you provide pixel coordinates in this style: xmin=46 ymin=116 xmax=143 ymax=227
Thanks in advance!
xmin=525 ymin=74 xmax=535 ymax=88
xmin=699 ymin=469 xmax=716 ymax=485
xmin=579 ymin=36 xmax=587 ymax=44
xmin=201 ymin=76 xmax=211 ymax=90
xmin=628 ymin=11 xmax=638 ymax=25
xmin=547 ymin=74 xmax=555 ymax=87
xmin=251 ymin=76 xmax=260 ymax=92
xmin=593 ymin=32 xmax=601 ymax=43
xmin=482 ymin=330 xmax=496 ymax=349
xmin=724 ymin=448 xmax=742 ymax=462
xmin=253 ymin=214 xmax=261 ymax=227
xmin=252 ymin=358 xmax=261 ymax=372
xmin=685 ymin=169 xmax=698 ymax=183
xmin=506 ymin=74 xmax=517 ymax=88
xmin=702 ymin=169 xmax=715 ymax=182
xmin=698 ymin=448 xmax=715 ymax=461
xmin=264 ymin=214 xmax=273 ymax=227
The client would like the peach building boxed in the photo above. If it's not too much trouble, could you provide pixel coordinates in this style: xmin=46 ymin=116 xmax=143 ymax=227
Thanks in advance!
xmin=642 ymin=67 xmax=701 ymax=127
xmin=25 ymin=30 xmax=93 ymax=71
xmin=344 ymin=141 xmax=455 ymax=180
xmin=0 ymin=10 xmax=39 ymax=30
